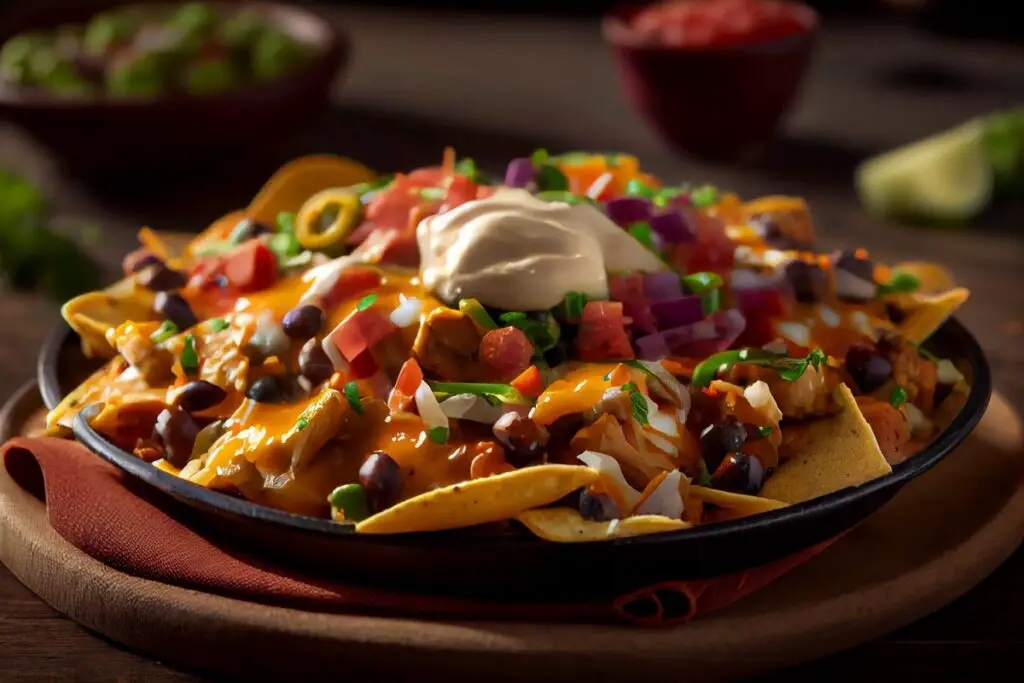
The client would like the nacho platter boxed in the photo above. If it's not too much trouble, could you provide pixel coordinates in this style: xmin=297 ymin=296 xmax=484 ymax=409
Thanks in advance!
xmin=39 ymin=150 xmax=990 ymax=595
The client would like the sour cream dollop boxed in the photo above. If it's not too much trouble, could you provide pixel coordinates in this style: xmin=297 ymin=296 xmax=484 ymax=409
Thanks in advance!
xmin=417 ymin=188 xmax=665 ymax=310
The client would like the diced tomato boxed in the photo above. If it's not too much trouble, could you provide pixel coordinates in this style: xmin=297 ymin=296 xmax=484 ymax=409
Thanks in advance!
xmin=350 ymin=229 xmax=420 ymax=268
xmin=671 ymin=213 xmax=734 ymax=274
xmin=575 ymin=301 xmax=635 ymax=361
xmin=348 ymin=350 xmax=379 ymax=380
xmin=405 ymin=167 xmax=448 ymax=186
xmin=441 ymin=176 xmax=479 ymax=213
xmin=510 ymin=365 xmax=543 ymax=399
xmin=222 ymin=241 xmax=277 ymax=293
xmin=346 ymin=220 xmax=379 ymax=247
xmin=479 ymin=327 xmax=534 ymax=382
xmin=319 ymin=267 xmax=382 ymax=310
xmin=388 ymin=359 xmax=424 ymax=412
xmin=609 ymin=273 xmax=658 ymax=334
xmin=733 ymin=313 xmax=777 ymax=348
xmin=188 ymin=255 xmax=227 ymax=289
xmin=327 ymin=308 xmax=398 ymax=362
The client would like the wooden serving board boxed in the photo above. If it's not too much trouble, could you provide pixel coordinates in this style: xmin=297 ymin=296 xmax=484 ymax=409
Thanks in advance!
xmin=1 ymin=381 xmax=1023 ymax=683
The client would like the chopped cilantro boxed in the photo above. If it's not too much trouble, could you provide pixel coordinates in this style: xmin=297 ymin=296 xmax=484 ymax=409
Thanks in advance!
xmin=150 ymin=320 xmax=179 ymax=342
xmin=625 ymin=178 xmax=656 ymax=198
xmin=627 ymin=221 xmax=657 ymax=252
xmin=690 ymin=184 xmax=719 ymax=208
xmin=535 ymin=164 xmax=569 ymax=192
xmin=530 ymin=148 xmax=550 ymax=166
xmin=295 ymin=417 xmax=309 ymax=432
xmin=498 ymin=311 xmax=560 ymax=352
xmin=180 ymin=334 xmax=199 ymax=376
xmin=890 ymin=385 xmax=909 ymax=409
xmin=356 ymin=294 xmax=378 ymax=311
xmin=560 ymin=291 xmax=588 ymax=320
xmin=343 ymin=381 xmax=364 ymax=415
xmin=428 ymin=426 xmax=450 ymax=444
xmin=209 ymin=318 xmax=229 ymax=332
xmin=269 ymin=231 xmax=302 ymax=262
xmin=776 ymin=348 xmax=828 ymax=382
xmin=876 ymin=271 xmax=922 ymax=297
xmin=757 ymin=425 xmax=774 ymax=437
xmin=621 ymin=382 xmax=649 ymax=426
xmin=454 ymin=157 xmax=482 ymax=182
xmin=275 ymin=211 xmax=296 ymax=234
xmin=699 ymin=459 xmax=713 ymax=486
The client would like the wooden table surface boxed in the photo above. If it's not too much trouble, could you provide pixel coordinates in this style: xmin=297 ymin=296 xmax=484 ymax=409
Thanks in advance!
xmin=1 ymin=5 xmax=1022 ymax=682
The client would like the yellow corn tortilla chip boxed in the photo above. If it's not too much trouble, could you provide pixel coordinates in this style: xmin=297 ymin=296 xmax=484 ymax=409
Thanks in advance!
xmin=897 ymin=287 xmax=970 ymax=344
xmin=760 ymin=383 xmax=892 ymax=504
xmin=62 ymin=282 xmax=158 ymax=359
xmin=247 ymin=155 xmax=377 ymax=225
xmin=890 ymin=261 xmax=956 ymax=294
xmin=355 ymin=465 xmax=599 ymax=534
xmin=689 ymin=486 xmax=788 ymax=522
xmin=514 ymin=507 xmax=690 ymax=543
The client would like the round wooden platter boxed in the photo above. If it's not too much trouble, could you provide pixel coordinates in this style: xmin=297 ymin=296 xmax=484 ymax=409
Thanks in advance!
xmin=1 ymin=382 xmax=1023 ymax=683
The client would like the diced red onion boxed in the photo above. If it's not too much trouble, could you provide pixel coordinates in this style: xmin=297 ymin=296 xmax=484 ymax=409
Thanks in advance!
xmin=642 ymin=271 xmax=683 ymax=301
xmin=733 ymin=288 xmax=788 ymax=317
xmin=504 ymin=158 xmax=534 ymax=188
xmin=649 ymin=211 xmax=696 ymax=244
xmin=610 ymin=274 xmax=658 ymax=334
xmin=605 ymin=197 xmax=652 ymax=227
xmin=634 ymin=308 xmax=746 ymax=360
xmin=650 ymin=296 xmax=704 ymax=329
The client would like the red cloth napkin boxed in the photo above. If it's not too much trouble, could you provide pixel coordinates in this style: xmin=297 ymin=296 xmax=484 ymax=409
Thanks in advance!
xmin=2 ymin=436 xmax=839 ymax=626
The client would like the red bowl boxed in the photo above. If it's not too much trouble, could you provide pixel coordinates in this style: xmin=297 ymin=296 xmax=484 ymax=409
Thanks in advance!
xmin=603 ymin=2 xmax=819 ymax=163
xmin=0 ymin=1 xmax=348 ymax=178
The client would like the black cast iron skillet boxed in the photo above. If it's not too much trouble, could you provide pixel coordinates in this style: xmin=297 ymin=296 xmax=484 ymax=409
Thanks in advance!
xmin=39 ymin=318 xmax=991 ymax=600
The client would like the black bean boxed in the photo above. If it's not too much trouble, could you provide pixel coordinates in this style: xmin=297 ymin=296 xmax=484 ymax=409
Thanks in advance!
xmin=154 ymin=407 xmax=200 ymax=469
xmin=230 ymin=218 xmax=272 ymax=243
xmin=845 ymin=345 xmax=893 ymax=394
xmin=298 ymin=339 xmax=335 ymax=384
xmin=710 ymin=452 xmax=765 ymax=495
xmin=834 ymin=249 xmax=874 ymax=282
xmin=754 ymin=216 xmax=795 ymax=249
xmin=934 ymin=382 xmax=954 ymax=406
xmin=579 ymin=492 xmax=620 ymax=522
xmin=783 ymin=259 xmax=828 ymax=304
xmin=124 ymin=250 xmax=162 ymax=274
xmin=833 ymin=250 xmax=876 ymax=303
xmin=137 ymin=264 xmax=188 ymax=292
xmin=699 ymin=416 xmax=748 ymax=473
xmin=246 ymin=376 xmax=287 ymax=404
xmin=282 ymin=304 xmax=326 ymax=340
xmin=154 ymin=291 xmax=197 ymax=329
xmin=885 ymin=302 xmax=908 ymax=324
xmin=358 ymin=451 xmax=403 ymax=514
xmin=492 ymin=412 xmax=550 ymax=468
xmin=175 ymin=380 xmax=227 ymax=412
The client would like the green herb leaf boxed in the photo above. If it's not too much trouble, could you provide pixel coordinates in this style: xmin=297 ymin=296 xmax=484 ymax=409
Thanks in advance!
xmin=627 ymin=221 xmax=657 ymax=252
xmin=356 ymin=294 xmax=378 ymax=311
xmin=426 ymin=381 xmax=530 ymax=405
xmin=454 ymin=157 xmax=482 ymax=182
xmin=890 ymin=385 xmax=909 ymax=409
xmin=458 ymin=298 xmax=498 ymax=329
xmin=295 ymin=417 xmax=309 ymax=432
xmin=530 ymin=148 xmax=550 ymax=166
xmin=620 ymin=382 xmax=649 ymax=426
xmin=269 ymin=231 xmax=302 ymax=262
xmin=876 ymin=271 xmax=922 ymax=297
xmin=560 ymin=291 xmax=588 ymax=320
xmin=428 ymin=426 xmax=450 ymax=444
xmin=343 ymin=381 xmax=364 ymax=415
xmin=209 ymin=318 xmax=229 ymax=332
xmin=699 ymin=459 xmax=713 ymax=486
xmin=625 ymin=178 xmax=657 ymax=198
xmin=150 ymin=320 xmax=179 ymax=342
xmin=419 ymin=187 xmax=445 ymax=201
xmin=180 ymin=334 xmax=199 ymax=376
xmin=275 ymin=212 xmax=296 ymax=234
xmin=757 ymin=425 xmax=774 ymax=437
xmin=498 ymin=311 xmax=560 ymax=352
xmin=690 ymin=184 xmax=719 ymax=208
xmin=682 ymin=271 xmax=724 ymax=294
xmin=535 ymin=165 xmax=569 ymax=192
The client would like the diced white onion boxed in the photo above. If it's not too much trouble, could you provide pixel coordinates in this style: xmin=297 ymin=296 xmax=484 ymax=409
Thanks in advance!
xmin=850 ymin=311 xmax=874 ymax=338
xmin=300 ymin=256 xmax=356 ymax=305
xmin=904 ymin=402 xmax=933 ymax=437
xmin=440 ymin=393 xmax=520 ymax=424
xmin=320 ymin=336 xmax=349 ymax=372
xmin=577 ymin=451 xmax=641 ymax=509
xmin=777 ymin=321 xmax=810 ymax=347
xmin=733 ymin=245 xmax=758 ymax=266
xmin=642 ymin=430 xmax=678 ymax=457
xmin=744 ymin=380 xmax=783 ymax=425
xmin=389 ymin=295 xmax=422 ymax=328
xmin=414 ymin=381 xmax=449 ymax=431
xmin=762 ymin=249 xmax=793 ymax=268
xmin=819 ymin=305 xmax=841 ymax=328
xmin=762 ymin=338 xmax=789 ymax=354
xmin=635 ymin=470 xmax=684 ymax=519
xmin=834 ymin=269 xmax=876 ymax=303
xmin=645 ymin=395 xmax=679 ymax=437
xmin=936 ymin=359 xmax=964 ymax=385
xmin=585 ymin=172 xmax=614 ymax=200
xmin=639 ymin=359 xmax=688 ymax=411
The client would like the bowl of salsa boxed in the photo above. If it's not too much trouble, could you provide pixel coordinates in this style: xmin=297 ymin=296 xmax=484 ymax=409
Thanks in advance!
xmin=603 ymin=0 xmax=819 ymax=163
xmin=0 ymin=1 xmax=348 ymax=176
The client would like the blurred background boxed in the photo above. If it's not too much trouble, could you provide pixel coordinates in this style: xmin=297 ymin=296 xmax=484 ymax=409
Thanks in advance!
xmin=0 ymin=0 xmax=1021 ymax=401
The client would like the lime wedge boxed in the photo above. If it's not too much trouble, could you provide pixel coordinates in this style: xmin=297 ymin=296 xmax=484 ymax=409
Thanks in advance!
xmin=855 ymin=119 xmax=994 ymax=225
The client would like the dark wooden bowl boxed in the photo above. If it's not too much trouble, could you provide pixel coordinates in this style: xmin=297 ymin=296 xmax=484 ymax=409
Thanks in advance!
xmin=38 ymin=316 xmax=991 ymax=601
xmin=0 ymin=1 xmax=348 ymax=177
xmin=602 ymin=2 xmax=819 ymax=163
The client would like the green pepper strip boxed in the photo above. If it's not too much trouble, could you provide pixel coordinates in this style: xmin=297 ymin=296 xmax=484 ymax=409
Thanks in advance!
xmin=458 ymin=298 xmax=498 ymax=330
xmin=426 ymin=381 xmax=530 ymax=405
xmin=691 ymin=348 xmax=783 ymax=388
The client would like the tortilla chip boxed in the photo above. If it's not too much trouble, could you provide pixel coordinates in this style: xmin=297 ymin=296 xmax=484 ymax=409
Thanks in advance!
xmin=62 ymin=281 xmax=158 ymax=358
xmin=760 ymin=383 xmax=892 ymax=504
xmin=890 ymin=261 xmax=956 ymax=295
xmin=355 ymin=465 xmax=599 ymax=534
xmin=514 ymin=508 xmax=690 ymax=543
xmin=897 ymin=287 xmax=970 ymax=344
xmin=247 ymin=155 xmax=377 ymax=225
xmin=689 ymin=486 xmax=788 ymax=522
